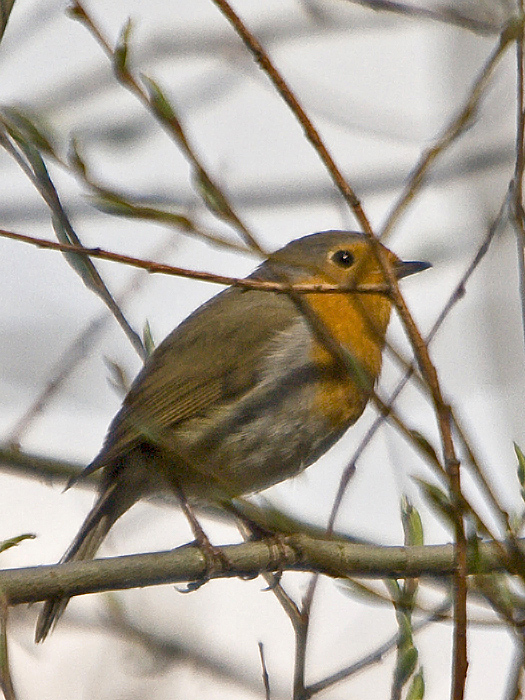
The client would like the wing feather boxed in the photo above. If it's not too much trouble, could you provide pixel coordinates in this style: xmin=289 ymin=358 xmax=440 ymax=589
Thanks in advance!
xmin=91 ymin=286 xmax=297 ymax=469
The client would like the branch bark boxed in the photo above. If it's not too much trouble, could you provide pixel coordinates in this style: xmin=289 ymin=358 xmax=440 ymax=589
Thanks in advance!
xmin=0 ymin=535 xmax=518 ymax=608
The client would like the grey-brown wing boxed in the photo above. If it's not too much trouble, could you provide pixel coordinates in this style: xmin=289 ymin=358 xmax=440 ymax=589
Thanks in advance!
xmin=92 ymin=286 xmax=297 ymax=468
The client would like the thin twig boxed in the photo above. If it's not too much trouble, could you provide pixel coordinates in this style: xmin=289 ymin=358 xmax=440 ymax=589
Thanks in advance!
xmin=210 ymin=0 xmax=373 ymax=236
xmin=6 ymin=235 xmax=180 ymax=447
xmin=258 ymin=642 xmax=272 ymax=700
xmin=512 ymin=4 xmax=525 ymax=351
xmin=305 ymin=600 xmax=452 ymax=698
xmin=338 ymin=0 xmax=503 ymax=35
xmin=329 ymin=198 xmax=508 ymax=535
xmin=380 ymin=19 xmax=521 ymax=240
xmin=0 ymin=127 xmax=146 ymax=360
xmin=205 ymin=5 xmax=471 ymax=695
xmin=1 ymin=107 xmax=252 ymax=256
xmin=69 ymin=1 xmax=262 ymax=254
xmin=359 ymin=239 xmax=468 ymax=700
xmin=0 ymin=227 xmax=393 ymax=294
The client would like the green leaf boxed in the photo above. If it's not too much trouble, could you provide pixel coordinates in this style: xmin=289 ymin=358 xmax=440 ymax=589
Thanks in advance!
xmin=114 ymin=18 xmax=133 ymax=77
xmin=3 ymin=120 xmax=52 ymax=184
xmin=143 ymin=320 xmax=155 ymax=357
xmin=89 ymin=191 xmax=136 ymax=216
xmin=394 ymin=644 xmax=418 ymax=689
xmin=385 ymin=577 xmax=402 ymax=603
xmin=193 ymin=167 xmax=235 ymax=220
xmin=90 ymin=190 xmax=192 ymax=230
xmin=396 ymin=611 xmax=414 ymax=649
xmin=413 ymin=477 xmax=455 ymax=529
xmin=409 ymin=430 xmax=441 ymax=467
xmin=104 ymin=357 xmax=131 ymax=397
xmin=141 ymin=74 xmax=184 ymax=135
xmin=1 ymin=107 xmax=57 ymax=157
xmin=465 ymin=520 xmax=483 ymax=572
xmin=406 ymin=668 xmax=425 ymax=700
xmin=338 ymin=579 xmax=394 ymax=606
xmin=0 ymin=533 xmax=35 ymax=554
xmin=401 ymin=496 xmax=424 ymax=547
xmin=515 ymin=443 xmax=525 ymax=500
xmin=68 ymin=137 xmax=88 ymax=178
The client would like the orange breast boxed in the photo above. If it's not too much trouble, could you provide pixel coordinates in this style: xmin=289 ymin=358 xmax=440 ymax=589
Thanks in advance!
xmin=304 ymin=291 xmax=393 ymax=428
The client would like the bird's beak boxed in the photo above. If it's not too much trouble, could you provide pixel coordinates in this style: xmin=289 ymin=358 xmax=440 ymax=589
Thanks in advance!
xmin=395 ymin=259 xmax=432 ymax=279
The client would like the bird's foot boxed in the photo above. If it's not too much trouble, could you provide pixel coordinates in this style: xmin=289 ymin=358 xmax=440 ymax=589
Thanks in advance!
xmin=176 ymin=486 xmax=231 ymax=592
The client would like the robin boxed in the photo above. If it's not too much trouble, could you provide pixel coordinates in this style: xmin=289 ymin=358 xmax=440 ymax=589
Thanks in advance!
xmin=35 ymin=229 xmax=429 ymax=641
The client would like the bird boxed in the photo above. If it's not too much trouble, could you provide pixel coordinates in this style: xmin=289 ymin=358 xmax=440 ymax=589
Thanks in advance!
xmin=35 ymin=229 xmax=429 ymax=641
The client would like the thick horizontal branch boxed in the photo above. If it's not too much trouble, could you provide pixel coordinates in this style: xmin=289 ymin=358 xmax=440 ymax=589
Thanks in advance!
xmin=0 ymin=534 xmax=517 ymax=607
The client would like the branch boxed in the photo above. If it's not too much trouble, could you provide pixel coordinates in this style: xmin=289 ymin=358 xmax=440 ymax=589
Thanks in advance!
xmin=0 ymin=126 xmax=146 ymax=360
xmin=211 ymin=0 xmax=372 ymax=234
xmin=0 ymin=227 xmax=392 ymax=294
xmin=381 ymin=18 xmax=521 ymax=239
xmin=0 ymin=445 xmax=86 ymax=484
xmin=0 ymin=535 xmax=519 ymax=607
xmin=339 ymin=0 xmax=503 ymax=35
xmin=69 ymin=1 xmax=262 ymax=253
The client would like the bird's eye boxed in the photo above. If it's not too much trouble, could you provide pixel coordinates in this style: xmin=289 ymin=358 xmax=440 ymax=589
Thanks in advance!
xmin=331 ymin=249 xmax=354 ymax=268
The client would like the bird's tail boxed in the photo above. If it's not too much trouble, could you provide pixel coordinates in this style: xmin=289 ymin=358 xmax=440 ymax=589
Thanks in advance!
xmin=35 ymin=480 xmax=130 ymax=642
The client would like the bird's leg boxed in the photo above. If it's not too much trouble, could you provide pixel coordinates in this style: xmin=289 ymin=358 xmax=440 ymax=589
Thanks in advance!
xmin=225 ymin=501 xmax=287 ymax=587
xmin=176 ymin=485 xmax=231 ymax=592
